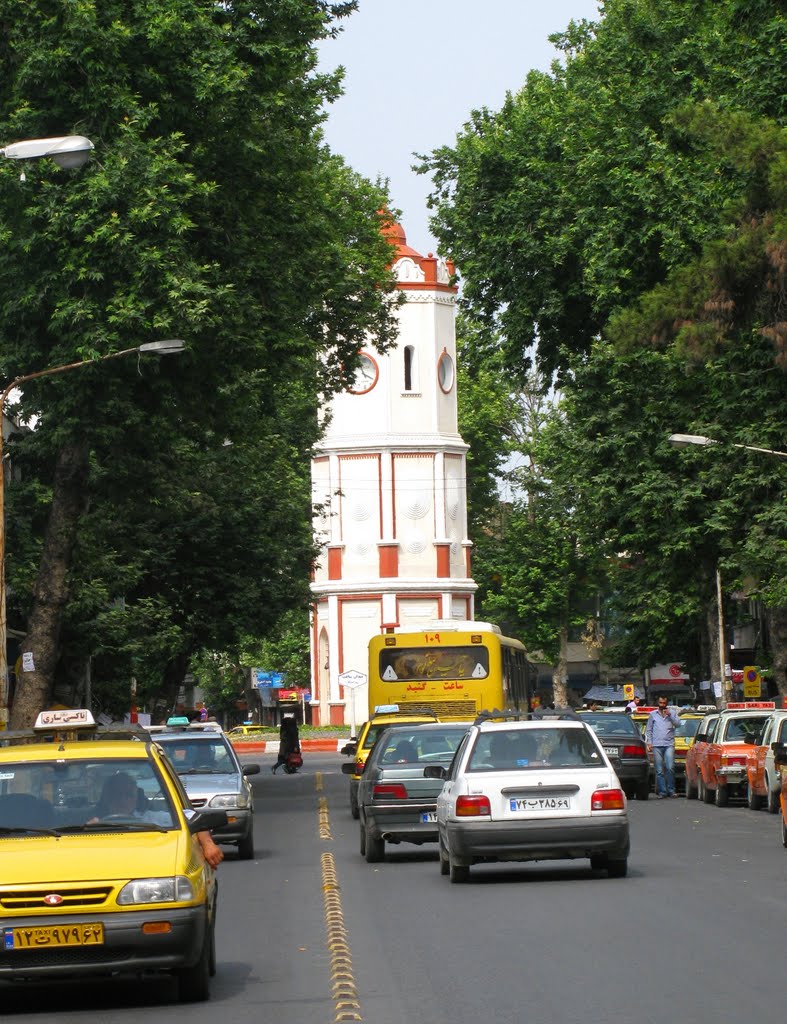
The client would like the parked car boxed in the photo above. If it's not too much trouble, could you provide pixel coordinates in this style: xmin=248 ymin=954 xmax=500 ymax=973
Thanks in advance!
xmin=431 ymin=712 xmax=630 ymax=883
xmin=341 ymin=706 xmax=438 ymax=819
xmin=745 ymin=709 xmax=787 ymax=812
xmin=577 ymin=711 xmax=650 ymax=800
xmin=349 ymin=721 xmax=471 ymax=863
xmin=150 ymin=719 xmax=260 ymax=859
xmin=685 ymin=704 xmax=775 ymax=805
xmin=0 ymin=709 xmax=227 ymax=1001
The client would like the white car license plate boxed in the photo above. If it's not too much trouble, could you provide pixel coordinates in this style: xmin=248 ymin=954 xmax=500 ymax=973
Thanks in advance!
xmin=421 ymin=811 xmax=437 ymax=823
xmin=509 ymin=797 xmax=572 ymax=812
xmin=606 ymin=746 xmax=620 ymax=756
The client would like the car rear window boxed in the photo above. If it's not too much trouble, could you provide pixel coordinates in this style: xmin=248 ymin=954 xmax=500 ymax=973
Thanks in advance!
xmin=581 ymin=713 xmax=640 ymax=737
xmin=676 ymin=717 xmax=701 ymax=739
xmin=467 ymin=728 xmax=603 ymax=772
xmin=375 ymin=727 xmax=469 ymax=765
xmin=721 ymin=716 xmax=767 ymax=742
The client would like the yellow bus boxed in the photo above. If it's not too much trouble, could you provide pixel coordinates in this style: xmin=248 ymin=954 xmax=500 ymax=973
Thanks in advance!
xmin=367 ymin=622 xmax=534 ymax=721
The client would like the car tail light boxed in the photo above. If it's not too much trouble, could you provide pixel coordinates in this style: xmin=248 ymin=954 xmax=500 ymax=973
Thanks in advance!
xmin=621 ymin=745 xmax=647 ymax=758
xmin=455 ymin=795 xmax=491 ymax=816
xmin=591 ymin=788 xmax=625 ymax=811
xmin=373 ymin=783 xmax=408 ymax=800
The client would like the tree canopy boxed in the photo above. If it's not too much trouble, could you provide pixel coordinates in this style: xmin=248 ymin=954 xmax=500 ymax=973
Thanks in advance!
xmin=0 ymin=0 xmax=400 ymax=725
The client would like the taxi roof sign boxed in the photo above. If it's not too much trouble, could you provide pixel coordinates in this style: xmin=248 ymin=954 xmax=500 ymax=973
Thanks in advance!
xmin=725 ymin=701 xmax=775 ymax=710
xmin=373 ymin=704 xmax=400 ymax=714
xmin=33 ymin=708 xmax=95 ymax=730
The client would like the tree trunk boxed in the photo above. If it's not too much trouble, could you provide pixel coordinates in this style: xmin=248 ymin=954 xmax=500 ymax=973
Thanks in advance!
xmin=766 ymin=605 xmax=787 ymax=698
xmin=552 ymin=622 xmax=569 ymax=707
xmin=10 ymin=442 xmax=89 ymax=729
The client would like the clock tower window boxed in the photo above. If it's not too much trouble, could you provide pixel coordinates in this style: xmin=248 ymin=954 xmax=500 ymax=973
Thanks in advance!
xmin=404 ymin=345 xmax=416 ymax=392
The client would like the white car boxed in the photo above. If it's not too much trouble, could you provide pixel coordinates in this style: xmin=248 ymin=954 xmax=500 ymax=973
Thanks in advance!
xmin=430 ymin=714 xmax=630 ymax=883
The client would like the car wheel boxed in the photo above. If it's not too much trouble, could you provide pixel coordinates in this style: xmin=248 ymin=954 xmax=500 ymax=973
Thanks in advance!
xmin=359 ymin=822 xmax=366 ymax=857
xmin=606 ymin=857 xmax=628 ymax=879
xmin=176 ymin=915 xmax=212 ymax=1002
xmin=589 ymin=854 xmax=606 ymax=872
xmin=208 ymin=908 xmax=217 ymax=978
xmin=702 ymin=777 xmax=714 ymax=804
xmin=237 ymin=829 xmax=254 ymax=860
xmin=635 ymin=780 xmax=650 ymax=801
xmin=715 ymin=783 xmax=729 ymax=808
xmin=767 ymin=777 xmax=780 ymax=814
xmin=350 ymin=789 xmax=360 ymax=820
xmin=365 ymin=826 xmax=384 ymax=864
xmin=747 ymin=783 xmax=764 ymax=811
xmin=685 ymin=774 xmax=697 ymax=800
xmin=782 ymin=812 xmax=787 ymax=849
xmin=448 ymin=845 xmax=469 ymax=884
xmin=438 ymin=834 xmax=450 ymax=876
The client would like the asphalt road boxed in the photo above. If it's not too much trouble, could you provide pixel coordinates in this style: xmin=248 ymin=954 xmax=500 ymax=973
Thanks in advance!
xmin=3 ymin=752 xmax=786 ymax=1023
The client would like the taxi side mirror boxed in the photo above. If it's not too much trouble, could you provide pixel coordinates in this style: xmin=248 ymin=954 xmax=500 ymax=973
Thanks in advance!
xmin=423 ymin=765 xmax=447 ymax=780
xmin=341 ymin=743 xmax=357 ymax=757
xmin=341 ymin=762 xmax=357 ymax=775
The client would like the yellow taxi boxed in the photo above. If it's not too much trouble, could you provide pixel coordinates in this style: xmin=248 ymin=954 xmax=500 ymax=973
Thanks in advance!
xmin=343 ymin=705 xmax=438 ymax=819
xmin=225 ymin=724 xmax=268 ymax=738
xmin=0 ymin=709 xmax=227 ymax=1001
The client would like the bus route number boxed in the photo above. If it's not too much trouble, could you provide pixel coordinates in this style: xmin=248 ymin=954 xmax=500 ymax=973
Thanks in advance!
xmin=424 ymin=633 xmax=441 ymax=644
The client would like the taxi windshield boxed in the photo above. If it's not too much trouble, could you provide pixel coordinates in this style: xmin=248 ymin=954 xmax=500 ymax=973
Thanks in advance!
xmin=676 ymin=717 xmax=702 ymax=739
xmin=156 ymin=737 xmax=236 ymax=774
xmin=0 ymin=758 xmax=178 ymax=833
xmin=721 ymin=716 xmax=766 ymax=742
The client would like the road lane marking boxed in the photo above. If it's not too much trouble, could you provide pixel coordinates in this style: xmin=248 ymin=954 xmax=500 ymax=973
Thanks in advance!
xmin=319 ymin=781 xmax=363 ymax=1022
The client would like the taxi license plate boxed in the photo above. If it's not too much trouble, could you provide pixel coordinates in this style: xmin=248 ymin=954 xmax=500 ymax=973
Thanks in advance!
xmin=4 ymin=924 xmax=104 ymax=950
xmin=421 ymin=812 xmax=437 ymax=823
xmin=606 ymin=746 xmax=620 ymax=756
xmin=510 ymin=797 xmax=571 ymax=812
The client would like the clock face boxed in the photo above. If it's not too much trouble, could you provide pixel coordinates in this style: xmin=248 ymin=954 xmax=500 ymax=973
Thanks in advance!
xmin=437 ymin=351 xmax=455 ymax=393
xmin=348 ymin=352 xmax=378 ymax=394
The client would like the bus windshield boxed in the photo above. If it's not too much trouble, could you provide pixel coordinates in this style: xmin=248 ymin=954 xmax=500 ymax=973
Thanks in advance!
xmin=378 ymin=646 xmax=489 ymax=682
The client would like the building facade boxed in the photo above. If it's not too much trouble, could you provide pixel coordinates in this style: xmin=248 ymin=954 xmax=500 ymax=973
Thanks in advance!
xmin=309 ymin=222 xmax=476 ymax=725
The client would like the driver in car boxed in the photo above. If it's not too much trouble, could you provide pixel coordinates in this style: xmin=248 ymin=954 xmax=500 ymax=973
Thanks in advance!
xmin=87 ymin=771 xmax=224 ymax=867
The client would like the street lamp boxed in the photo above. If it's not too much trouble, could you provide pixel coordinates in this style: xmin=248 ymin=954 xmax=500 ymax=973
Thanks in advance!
xmin=0 ymin=135 xmax=94 ymax=174
xmin=668 ymin=433 xmax=787 ymax=460
xmin=669 ymin=430 xmax=787 ymax=703
xmin=0 ymin=340 xmax=186 ymax=724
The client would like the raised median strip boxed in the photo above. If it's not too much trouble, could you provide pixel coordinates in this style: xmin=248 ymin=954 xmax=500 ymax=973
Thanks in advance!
xmin=231 ymin=737 xmax=352 ymax=753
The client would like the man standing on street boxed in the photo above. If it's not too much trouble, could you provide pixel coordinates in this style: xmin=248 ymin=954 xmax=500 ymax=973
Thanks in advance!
xmin=645 ymin=696 xmax=681 ymax=798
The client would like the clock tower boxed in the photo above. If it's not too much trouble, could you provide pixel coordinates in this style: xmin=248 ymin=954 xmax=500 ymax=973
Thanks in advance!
xmin=309 ymin=221 xmax=477 ymax=725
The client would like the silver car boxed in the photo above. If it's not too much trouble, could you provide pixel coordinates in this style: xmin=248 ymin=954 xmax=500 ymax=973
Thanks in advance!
xmin=354 ymin=722 xmax=471 ymax=863
xmin=152 ymin=724 xmax=260 ymax=859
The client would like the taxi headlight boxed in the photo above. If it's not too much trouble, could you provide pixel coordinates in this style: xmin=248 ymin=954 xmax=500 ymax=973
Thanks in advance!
xmin=209 ymin=792 xmax=249 ymax=809
xmin=117 ymin=876 xmax=194 ymax=905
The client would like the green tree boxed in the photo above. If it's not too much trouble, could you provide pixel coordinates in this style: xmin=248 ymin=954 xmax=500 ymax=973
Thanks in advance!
xmin=0 ymin=0 xmax=400 ymax=726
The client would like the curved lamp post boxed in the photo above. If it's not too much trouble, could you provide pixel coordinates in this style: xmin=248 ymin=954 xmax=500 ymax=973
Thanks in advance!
xmin=0 ymin=135 xmax=94 ymax=175
xmin=668 ymin=430 xmax=787 ymax=703
xmin=0 ymin=340 xmax=186 ymax=724
xmin=668 ymin=433 xmax=787 ymax=460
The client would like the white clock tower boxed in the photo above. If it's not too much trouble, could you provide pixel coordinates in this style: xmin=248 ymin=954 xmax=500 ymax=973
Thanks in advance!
xmin=309 ymin=221 xmax=477 ymax=725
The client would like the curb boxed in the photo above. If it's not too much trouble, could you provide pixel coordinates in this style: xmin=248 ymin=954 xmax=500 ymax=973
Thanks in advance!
xmin=231 ymin=738 xmax=351 ymax=754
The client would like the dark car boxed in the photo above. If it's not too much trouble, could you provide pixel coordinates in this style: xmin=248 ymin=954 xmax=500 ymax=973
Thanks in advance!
xmin=346 ymin=722 xmax=470 ymax=863
xmin=578 ymin=711 xmax=650 ymax=800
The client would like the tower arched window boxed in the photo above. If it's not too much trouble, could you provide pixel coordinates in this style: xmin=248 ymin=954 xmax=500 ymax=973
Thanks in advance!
xmin=404 ymin=345 xmax=417 ymax=392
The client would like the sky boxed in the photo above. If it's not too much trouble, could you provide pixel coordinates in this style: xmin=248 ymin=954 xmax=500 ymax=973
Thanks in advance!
xmin=318 ymin=0 xmax=602 ymax=259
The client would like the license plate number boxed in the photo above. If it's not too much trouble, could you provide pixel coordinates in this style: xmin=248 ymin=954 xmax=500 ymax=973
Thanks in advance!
xmin=421 ymin=812 xmax=437 ymax=823
xmin=4 ymin=924 xmax=105 ymax=950
xmin=606 ymin=747 xmax=620 ymax=756
xmin=509 ymin=797 xmax=571 ymax=812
